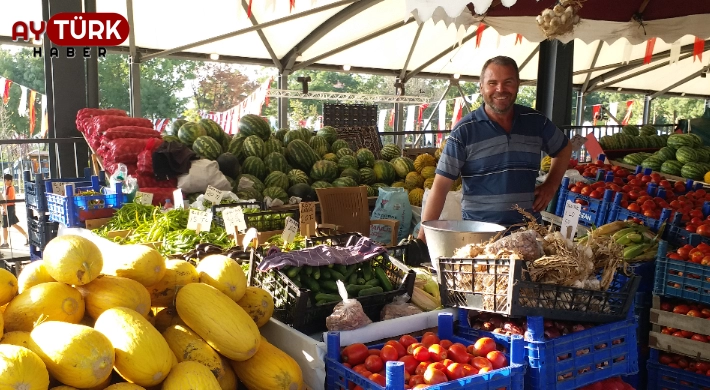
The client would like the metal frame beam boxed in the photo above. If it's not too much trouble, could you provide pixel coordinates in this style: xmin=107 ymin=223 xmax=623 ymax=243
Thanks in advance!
xmin=573 ymin=84 xmax=709 ymax=100
xmin=403 ymin=30 xmax=479 ymax=82
xmin=518 ymin=46 xmax=539 ymax=73
xmin=400 ymin=23 xmax=424 ymax=80
xmin=266 ymin=89 xmax=430 ymax=104
xmin=650 ymin=65 xmax=710 ymax=99
xmin=292 ymin=18 xmax=415 ymax=72
xmin=141 ymin=0 xmax=358 ymax=62
xmin=589 ymin=52 xmax=694 ymax=92
xmin=413 ymin=82 xmax=452 ymax=147
xmin=126 ymin=0 xmax=141 ymax=117
xmin=281 ymin=0 xmax=383 ymax=72
xmin=241 ymin=0 xmax=281 ymax=69
xmin=581 ymin=41 xmax=603 ymax=94
xmin=84 ymin=0 xmax=99 ymax=108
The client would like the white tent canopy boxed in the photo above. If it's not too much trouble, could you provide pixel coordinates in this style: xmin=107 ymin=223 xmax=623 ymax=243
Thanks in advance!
xmin=1 ymin=0 xmax=709 ymax=98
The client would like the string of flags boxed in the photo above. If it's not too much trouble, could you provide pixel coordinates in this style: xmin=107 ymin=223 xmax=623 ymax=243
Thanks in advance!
xmin=640 ymin=36 xmax=706 ymax=65
xmin=0 ymin=76 xmax=47 ymax=137
xmin=590 ymin=100 xmax=635 ymax=126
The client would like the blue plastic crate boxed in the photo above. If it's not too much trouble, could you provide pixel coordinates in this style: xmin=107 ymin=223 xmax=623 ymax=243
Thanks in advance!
xmin=647 ymin=349 xmax=710 ymax=390
xmin=606 ymin=192 xmax=673 ymax=232
xmin=325 ymin=312 xmax=526 ymax=390
xmin=455 ymin=309 xmax=515 ymax=353
xmin=46 ymin=181 xmax=123 ymax=227
xmin=555 ymin=178 xmax=613 ymax=227
xmin=653 ymin=240 xmax=710 ymax=305
xmin=22 ymin=168 xmax=102 ymax=211
xmin=618 ymin=260 xmax=657 ymax=294
xmin=455 ymin=308 xmax=638 ymax=390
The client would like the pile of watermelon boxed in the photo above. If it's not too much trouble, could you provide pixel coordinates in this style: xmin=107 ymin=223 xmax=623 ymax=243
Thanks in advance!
xmin=598 ymin=125 xmax=668 ymax=150
xmin=621 ymin=133 xmax=710 ymax=181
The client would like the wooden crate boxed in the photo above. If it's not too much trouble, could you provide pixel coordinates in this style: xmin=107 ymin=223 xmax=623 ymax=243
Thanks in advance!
xmin=403 ymin=148 xmax=437 ymax=160
xmin=649 ymin=295 xmax=710 ymax=361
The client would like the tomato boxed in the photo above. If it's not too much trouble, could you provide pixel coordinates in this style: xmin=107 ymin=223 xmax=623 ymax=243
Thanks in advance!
xmin=590 ymin=190 xmax=604 ymax=200
xmin=470 ymin=337 xmax=497 ymax=357
xmin=677 ymin=247 xmax=691 ymax=260
xmin=688 ymin=309 xmax=703 ymax=317
xmin=365 ymin=355 xmax=384 ymax=373
xmin=691 ymin=217 xmax=705 ymax=226
xmin=445 ymin=363 xmax=467 ymax=380
xmin=439 ymin=339 xmax=453 ymax=350
xmin=428 ymin=344 xmax=447 ymax=362
xmin=702 ymin=308 xmax=710 ymax=318
xmin=691 ymin=209 xmax=705 ymax=219
xmin=412 ymin=346 xmax=430 ymax=362
xmin=686 ymin=224 xmax=697 ymax=233
xmin=342 ymin=343 xmax=369 ymax=366
xmin=659 ymin=354 xmax=674 ymax=365
xmin=423 ymin=368 xmax=448 ymax=385
xmin=486 ymin=351 xmax=508 ymax=369
xmin=399 ymin=335 xmax=418 ymax=348
xmin=415 ymin=361 xmax=430 ymax=376
xmin=385 ymin=341 xmax=406 ymax=358
xmin=627 ymin=203 xmax=641 ymax=213
xmin=427 ymin=362 xmax=447 ymax=372
xmin=409 ymin=375 xmax=426 ymax=386
xmin=399 ymin=355 xmax=419 ymax=374
xmin=368 ymin=373 xmax=386 ymax=386
xmin=691 ymin=251 xmax=705 ymax=264
xmin=678 ymin=358 xmax=690 ymax=368
xmin=691 ymin=334 xmax=708 ymax=343
xmin=698 ymin=225 xmax=710 ymax=237
xmin=674 ymin=304 xmax=691 ymax=315
xmin=380 ymin=345 xmax=399 ymax=363
xmin=441 ymin=359 xmax=454 ymax=368
xmin=407 ymin=343 xmax=422 ymax=355
xmin=421 ymin=334 xmax=440 ymax=348
xmin=447 ymin=344 xmax=471 ymax=364
xmin=580 ymin=186 xmax=593 ymax=196
xmin=461 ymin=363 xmax=479 ymax=377
xmin=471 ymin=356 xmax=494 ymax=370
xmin=368 ymin=349 xmax=381 ymax=356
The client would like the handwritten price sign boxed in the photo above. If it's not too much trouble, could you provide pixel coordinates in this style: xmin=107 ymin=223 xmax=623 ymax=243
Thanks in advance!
xmin=134 ymin=191 xmax=153 ymax=206
xmin=204 ymin=185 xmax=224 ymax=205
xmin=299 ymin=202 xmax=316 ymax=236
xmin=187 ymin=209 xmax=212 ymax=233
xmin=283 ymin=216 xmax=299 ymax=244
xmin=561 ymin=200 xmax=582 ymax=240
xmin=223 ymin=206 xmax=247 ymax=233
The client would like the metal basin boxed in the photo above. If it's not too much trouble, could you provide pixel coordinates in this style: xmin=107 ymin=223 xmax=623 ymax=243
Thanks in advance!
xmin=421 ymin=220 xmax=506 ymax=264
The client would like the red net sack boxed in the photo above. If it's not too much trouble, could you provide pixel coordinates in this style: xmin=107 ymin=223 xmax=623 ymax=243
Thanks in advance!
xmin=89 ymin=116 xmax=153 ymax=139
xmin=137 ymin=138 xmax=163 ymax=176
xmin=102 ymin=126 xmax=161 ymax=141
xmin=76 ymin=108 xmax=127 ymax=135
xmin=136 ymin=174 xmax=177 ymax=189
xmin=104 ymin=138 xmax=151 ymax=165
xmin=137 ymin=187 xmax=177 ymax=206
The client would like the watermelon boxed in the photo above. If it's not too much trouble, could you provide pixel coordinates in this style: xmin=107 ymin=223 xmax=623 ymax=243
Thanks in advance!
xmin=366 ymin=185 xmax=376 ymax=197
xmin=309 ymin=135 xmax=331 ymax=157
xmin=668 ymin=134 xmax=697 ymax=149
xmin=641 ymin=157 xmax=663 ymax=172
xmin=284 ymin=130 xmax=306 ymax=145
xmin=371 ymin=183 xmax=388 ymax=195
xmin=263 ymin=137 xmax=283 ymax=156
xmin=310 ymin=160 xmax=338 ymax=182
xmin=238 ymin=114 xmax=271 ymax=141
xmin=192 ymin=136 xmax=222 ymax=160
xmin=236 ymin=174 xmax=265 ymax=193
xmin=621 ymin=125 xmax=639 ymax=136
xmin=338 ymin=155 xmax=359 ymax=172
xmin=317 ymin=126 xmax=338 ymax=144
xmin=288 ymin=169 xmax=311 ymax=186
xmin=660 ymin=160 xmax=683 ymax=176
xmin=336 ymin=148 xmax=354 ymax=159
xmin=359 ymin=167 xmax=376 ymax=185
xmin=199 ymin=119 xmax=224 ymax=142
xmin=390 ymin=156 xmax=415 ymax=179
xmin=340 ymin=168 xmax=361 ymax=184
xmin=220 ymin=134 xmax=231 ymax=153
xmin=381 ymin=144 xmax=402 ymax=161
xmin=178 ymin=122 xmax=206 ymax=146
xmin=298 ymin=128 xmax=313 ymax=142
xmin=640 ymin=124 xmax=657 ymax=136
xmin=696 ymin=148 xmax=710 ymax=163
xmin=689 ymin=133 xmax=704 ymax=147
xmin=681 ymin=162 xmax=706 ymax=180
xmin=217 ymin=152 xmax=240 ymax=179
xmin=332 ymin=177 xmax=358 ymax=187
xmin=263 ymin=152 xmax=290 ymax=173
xmin=373 ymin=160 xmax=396 ymax=184
xmin=242 ymin=156 xmax=268 ymax=181
xmin=312 ymin=181 xmax=333 ymax=189
xmin=356 ymin=149 xmax=375 ymax=168
xmin=654 ymin=147 xmax=676 ymax=161
xmin=285 ymin=139 xmax=320 ymax=172
xmin=236 ymin=188 xmax=263 ymax=202
xmin=275 ymin=129 xmax=289 ymax=142
xmin=242 ymin=135 xmax=266 ymax=159
xmin=323 ymin=153 xmax=338 ymax=162
xmin=263 ymin=186 xmax=289 ymax=204
xmin=168 ymin=119 xmax=187 ymax=135
xmin=264 ymin=171 xmax=290 ymax=191
xmin=228 ymin=135 xmax=246 ymax=156
xmin=288 ymin=183 xmax=316 ymax=202
xmin=676 ymin=146 xmax=698 ymax=164
xmin=330 ymin=139 xmax=350 ymax=154
xmin=162 ymin=135 xmax=180 ymax=143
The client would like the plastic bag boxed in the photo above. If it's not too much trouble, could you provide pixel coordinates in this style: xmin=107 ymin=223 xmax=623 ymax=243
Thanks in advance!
xmin=370 ymin=187 xmax=412 ymax=244
xmin=105 ymin=162 xmax=136 ymax=177
xmin=484 ymin=229 xmax=543 ymax=261
xmin=177 ymin=159 xmax=231 ymax=194
xmin=422 ymin=189 xmax=462 ymax=221
xmin=108 ymin=163 xmax=138 ymax=195
xmin=326 ymin=281 xmax=372 ymax=331
xmin=380 ymin=294 xmax=422 ymax=321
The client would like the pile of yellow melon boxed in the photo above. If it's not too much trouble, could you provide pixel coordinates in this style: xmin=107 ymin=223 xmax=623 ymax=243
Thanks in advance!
xmin=0 ymin=234 xmax=303 ymax=390
xmin=392 ymin=143 xmax=463 ymax=207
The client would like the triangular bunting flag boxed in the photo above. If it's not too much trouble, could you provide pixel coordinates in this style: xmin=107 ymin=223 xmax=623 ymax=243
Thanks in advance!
xmin=2 ymin=78 xmax=11 ymax=105
xmin=515 ymin=34 xmax=523 ymax=45
xmin=28 ymin=90 xmax=36 ymax=134
xmin=644 ymin=38 xmax=657 ymax=65
xmin=18 ymin=86 xmax=28 ymax=116
xmin=694 ymin=37 xmax=704 ymax=63
xmin=622 ymin=40 xmax=633 ymax=65
xmin=669 ymin=39 xmax=681 ymax=64
xmin=475 ymin=23 xmax=486 ymax=48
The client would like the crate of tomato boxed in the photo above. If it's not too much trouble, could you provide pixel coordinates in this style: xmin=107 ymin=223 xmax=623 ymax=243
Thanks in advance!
xmin=325 ymin=312 xmax=525 ymax=390
xmin=555 ymin=177 xmax=615 ymax=227
xmin=647 ymin=349 xmax=710 ymax=390
xmin=649 ymin=295 xmax=710 ymax=362
xmin=653 ymin=240 xmax=710 ymax=304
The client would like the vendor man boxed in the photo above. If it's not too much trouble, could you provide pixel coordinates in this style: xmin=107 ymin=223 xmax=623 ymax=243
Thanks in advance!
xmin=418 ymin=56 xmax=572 ymax=240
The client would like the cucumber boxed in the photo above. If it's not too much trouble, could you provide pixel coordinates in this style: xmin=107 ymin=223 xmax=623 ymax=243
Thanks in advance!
xmin=313 ymin=267 xmax=321 ymax=280
xmin=330 ymin=270 xmax=345 ymax=282
xmin=374 ymin=268 xmax=393 ymax=292
xmin=305 ymin=266 xmax=313 ymax=276
xmin=358 ymin=286 xmax=384 ymax=297
xmin=292 ymin=278 xmax=302 ymax=288
xmin=362 ymin=262 xmax=373 ymax=280
xmin=305 ymin=278 xmax=320 ymax=293
xmin=286 ymin=266 xmax=301 ymax=278
xmin=343 ymin=264 xmax=358 ymax=279
xmin=356 ymin=278 xmax=366 ymax=285
xmin=346 ymin=284 xmax=371 ymax=296
xmin=320 ymin=280 xmax=339 ymax=293
xmin=320 ymin=268 xmax=332 ymax=280
xmin=335 ymin=264 xmax=348 ymax=275
xmin=315 ymin=293 xmax=341 ymax=304
xmin=348 ymin=273 xmax=358 ymax=285
xmin=365 ymin=279 xmax=380 ymax=287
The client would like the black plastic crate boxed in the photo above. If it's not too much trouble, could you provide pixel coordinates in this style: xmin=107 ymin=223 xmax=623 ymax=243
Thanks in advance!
xmin=211 ymin=201 xmax=262 ymax=228
xmin=248 ymin=250 xmax=415 ymax=334
xmin=28 ymin=216 xmax=58 ymax=250
xmin=244 ymin=210 xmax=298 ymax=232
xmin=305 ymin=232 xmax=364 ymax=248
xmin=436 ymin=257 xmax=640 ymax=323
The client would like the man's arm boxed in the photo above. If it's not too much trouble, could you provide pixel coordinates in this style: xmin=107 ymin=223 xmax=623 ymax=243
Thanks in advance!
xmin=533 ymin=142 xmax=572 ymax=212
xmin=417 ymin=174 xmax=455 ymax=242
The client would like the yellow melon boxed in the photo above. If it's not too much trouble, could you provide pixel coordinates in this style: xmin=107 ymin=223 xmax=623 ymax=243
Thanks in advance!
xmin=153 ymin=307 xmax=184 ymax=333
xmin=77 ymin=275 xmax=151 ymax=320
xmin=0 ymin=268 xmax=18 ymax=306
xmin=413 ymin=153 xmax=436 ymax=173
xmin=162 ymin=324 xmax=224 ymax=381
xmin=176 ymin=283 xmax=260 ymax=361
xmin=17 ymin=260 xmax=56 ymax=293
xmin=0 ymin=307 xmax=3 ymax=338
xmin=195 ymin=255 xmax=246 ymax=302
xmin=145 ymin=260 xmax=199 ymax=308
xmin=1 ymin=331 xmax=31 ymax=348
xmin=230 ymin=337 xmax=303 ymax=390
xmin=424 ymin=177 xmax=434 ymax=189
xmin=405 ymin=172 xmax=425 ymax=189
xmin=421 ymin=166 xmax=436 ymax=179
xmin=0 ymin=344 xmax=50 ymax=389
xmin=162 ymin=361 xmax=221 ymax=390
xmin=102 ymin=245 xmax=166 ymax=287
xmin=42 ymin=235 xmax=103 ymax=286
xmin=28 ymin=321 xmax=114 ymax=388
xmin=409 ymin=188 xmax=424 ymax=207
xmin=217 ymin=356 xmax=238 ymax=390
xmin=50 ymin=386 xmax=78 ymax=389
xmin=3 ymin=282 xmax=84 ymax=332
xmin=104 ymin=384 xmax=147 ymax=390
xmin=236 ymin=286 xmax=274 ymax=328
xmin=93 ymin=307 xmax=173 ymax=387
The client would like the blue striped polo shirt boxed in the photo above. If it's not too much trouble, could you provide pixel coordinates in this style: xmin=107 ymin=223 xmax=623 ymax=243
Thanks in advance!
xmin=435 ymin=104 xmax=568 ymax=226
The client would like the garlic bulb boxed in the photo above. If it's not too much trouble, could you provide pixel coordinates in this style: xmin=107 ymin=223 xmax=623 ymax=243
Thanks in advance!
xmin=554 ymin=4 xmax=565 ymax=14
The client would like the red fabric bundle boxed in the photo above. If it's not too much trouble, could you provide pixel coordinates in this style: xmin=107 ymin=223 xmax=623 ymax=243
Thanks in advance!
xmin=102 ymin=126 xmax=161 ymax=141
xmin=104 ymin=138 xmax=151 ymax=165
xmin=137 ymin=187 xmax=178 ymax=206
xmin=137 ymin=138 xmax=163 ymax=176
xmin=136 ymin=174 xmax=177 ymax=189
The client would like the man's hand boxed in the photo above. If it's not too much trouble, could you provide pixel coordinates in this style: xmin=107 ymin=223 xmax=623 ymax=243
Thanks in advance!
xmin=533 ymin=182 xmax=557 ymax=212
xmin=417 ymin=226 xmax=427 ymax=243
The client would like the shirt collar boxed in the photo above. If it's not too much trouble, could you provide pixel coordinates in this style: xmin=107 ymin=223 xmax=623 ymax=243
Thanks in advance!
xmin=473 ymin=103 xmax=520 ymax=122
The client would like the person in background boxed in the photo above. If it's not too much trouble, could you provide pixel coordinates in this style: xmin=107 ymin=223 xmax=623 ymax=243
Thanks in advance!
xmin=2 ymin=174 xmax=29 ymax=248
xmin=418 ymin=56 xmax=572 ymax=240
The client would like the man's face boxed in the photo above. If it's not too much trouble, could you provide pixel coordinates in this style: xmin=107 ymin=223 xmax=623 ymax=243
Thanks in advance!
xmin=480 ymin=63 xmax=519 ymax=115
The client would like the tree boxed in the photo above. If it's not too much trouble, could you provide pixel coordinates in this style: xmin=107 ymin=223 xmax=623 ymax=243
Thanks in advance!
xmin=192 ymin=63 xmax=259 ymax=112
xmin=0 ymin=48 xmax=44 ymax=137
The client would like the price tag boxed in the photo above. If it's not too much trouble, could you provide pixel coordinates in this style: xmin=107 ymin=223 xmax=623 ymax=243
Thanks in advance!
xmin=204 ymin=185 xmax=224 ymax=205
xmin=51 ymin=182 xmax=66 ymax=196
xmin=173 ymin=189 xmax=184 ymax=209
xmin=570 ymin=134 xmax=587 ymax=151
xmin=560 ymin=200 xmax=582 ymax=240
xmin=282 ymin=216 xmax=299 ymax=244
xmin=299 ymin=202 xmax=316 ymax=236
xmin=223 ymin=207 xmax=247 ymax=233
xmin=187 ymin=209 xmax=212 ymax=233
xmin=134 ymin=191 xmax=153 ymax=206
